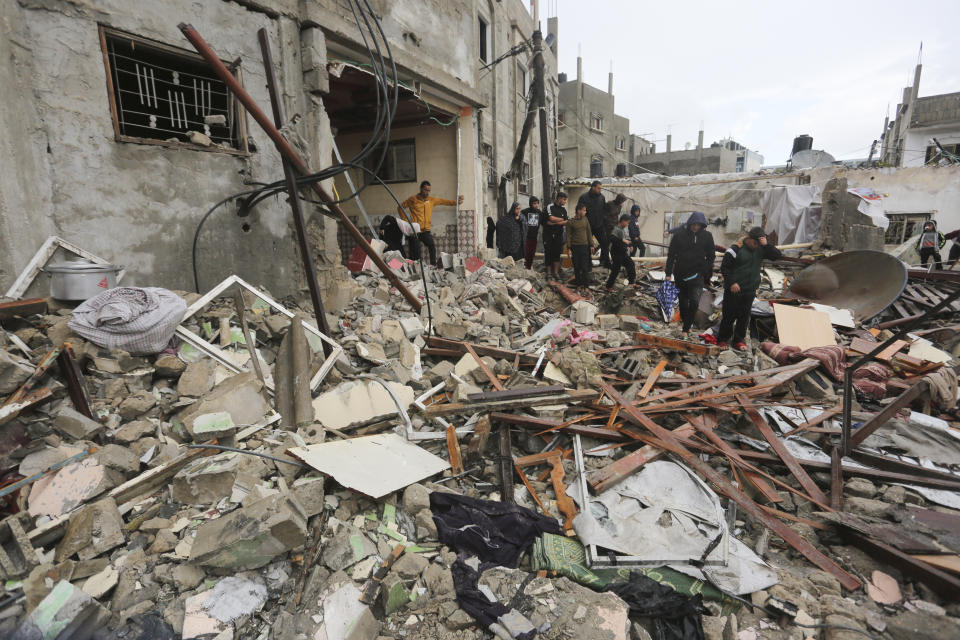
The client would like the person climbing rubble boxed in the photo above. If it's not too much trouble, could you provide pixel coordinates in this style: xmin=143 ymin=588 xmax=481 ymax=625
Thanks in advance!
xmin=628 ymin=205 xmax=645 ymax=258
xmin=605 ymin=213 xmax=637 ymax=291
xmin=916 ymin=220 xmax=946 ymax=270
xmin=665 ymin=211 xmax=715 ymax=338
xmin=717 ymin=226 xmax=781 ymax=351
xmin=398 ymin=180 xmax=464 ymax=267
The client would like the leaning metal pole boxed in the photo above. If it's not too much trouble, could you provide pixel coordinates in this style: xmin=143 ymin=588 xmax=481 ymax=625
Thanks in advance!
xmin=178 ymin=23 xmax=423 ymax=312
xmin=258 ymin=29 xmax=331 ymax=355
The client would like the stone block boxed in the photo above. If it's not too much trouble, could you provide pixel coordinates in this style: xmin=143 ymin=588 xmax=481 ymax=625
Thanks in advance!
xmin=93 ymin=444 xmax=140 ymax=474
xmin=12 ymin=580 xmax=109 ymax=640
xmin=570 ymin=300 xmax=597 ymax=324
xmin=178 ymin=372 xmax=270 ymax=440
xmin=52 ymin=406 xmax=102 ymax=440
xmin=0 ymin=513 xmax=38 ymax=580
xmin=391 ymin=551 xmax=428 ymax=580
xmin=619 ymin=315 xmax=643 ymax=331
xmin=173 ymin=452 xmax=260 ymax=505
xmin=596 ymin=314 xmax=619 ymax=329
xmin=321 ymin=524 xmax=376 ymax=573
xmin=189 ymin=493 xmax=307 ymax=570
xmin=29 ymin=458 xmax=123 ymax=519
xmin=399 ymin=316 xmax=425 ymax=339
xmin=291 ymin=476 xmax=326 ymax=517
xmin=55 ymin=497 xmax=125 ymax=562
xmin=176 ymin=358 xmax=217 ymax=397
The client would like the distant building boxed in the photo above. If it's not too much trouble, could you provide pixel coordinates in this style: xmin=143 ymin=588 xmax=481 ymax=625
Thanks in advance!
xmin=880 ymin=62 xmax=960 ymax=167
xmin=556 ymin=59 xmax=630 ymax=178
xmin=628 ymin=133 xmax=764 ymax=177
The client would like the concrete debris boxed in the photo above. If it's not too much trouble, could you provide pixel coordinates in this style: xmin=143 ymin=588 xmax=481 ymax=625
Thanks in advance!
xmin=0 ymin=227 xmax=959 ymax=640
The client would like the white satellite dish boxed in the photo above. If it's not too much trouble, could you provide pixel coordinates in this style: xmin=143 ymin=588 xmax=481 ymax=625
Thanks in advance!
xmin=790 ymin=149 xmax=836 ymax=169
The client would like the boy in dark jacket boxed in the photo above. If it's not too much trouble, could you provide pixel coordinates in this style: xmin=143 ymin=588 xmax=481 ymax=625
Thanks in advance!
xmin=665 ymin=211 xmax=715 ymax=335
xmin=628 ymin=205 xmax=645 ymax=257
xmin=522 ymin=197 xmax=541 ymax=269
xmin=916 ymin=220 xmax=946 ymax=270
xmin=717 ymin=227 xmax=782 ymax=351
xmin=605 ymin=213 xmax=636 ymax=289
xmin=497 ymin=202 xmax=525 ymax=261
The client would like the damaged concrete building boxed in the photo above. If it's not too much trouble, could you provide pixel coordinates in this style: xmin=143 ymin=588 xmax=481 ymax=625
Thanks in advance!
xmin=0 ymin=0 xmax=558 ymax=300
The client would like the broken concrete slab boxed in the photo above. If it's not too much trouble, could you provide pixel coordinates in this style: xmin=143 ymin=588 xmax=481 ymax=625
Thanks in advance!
xmin=12 ymin=580 xmax=109 ymax=640
xmin=29 ymin=458 xmax=123 ymax=519
xmin=178 ymin=372 xmax=270 ymax=440
xmin=321 ymin=524 xmax=377 ymax=572
xmin=289 ymin=433 xmax=449 ymax=499
xmin=310 ymin=379 xmax=414 ymax=432
xmin=202 ymin=576 xmax=268 ymax=623
xmin=177 ymin=358 xmax=218 ymax=397
xmin=52 ymin=406 xmax=102 ymax=440
xmin=189 ymin=492 xmax=307 ymax=571
xmin=55 ymin=497 xmax=125 ymax=562
xmin=312 ymin=579 xmax=380 ymax=640
xmin=81 ymin=564 xmax=119 ymax=600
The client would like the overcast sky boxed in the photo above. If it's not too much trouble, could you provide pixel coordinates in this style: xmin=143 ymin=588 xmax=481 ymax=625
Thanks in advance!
xmin=550 ymin=0 xmax=960 ymax=164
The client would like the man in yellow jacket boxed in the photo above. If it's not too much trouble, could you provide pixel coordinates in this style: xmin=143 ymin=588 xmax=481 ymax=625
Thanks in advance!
xmin=398 ymin=180 xmax=463 ymax=266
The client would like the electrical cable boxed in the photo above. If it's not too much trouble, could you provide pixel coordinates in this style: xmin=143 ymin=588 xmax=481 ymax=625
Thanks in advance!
xmin=186 ymin=444 xmax=308 ymax=468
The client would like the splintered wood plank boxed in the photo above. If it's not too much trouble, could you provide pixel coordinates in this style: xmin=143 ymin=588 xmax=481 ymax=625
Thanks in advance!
xmin=638 ymin=360 xmax=668 ymax=398
xmin=446 ymin=424 xmax=464 ymax=474
xmin=465 ymin=414 xmax=492 ymax=463
xmin=849 ymin=337 xmax=907 ymax=362
xmin=737 ymin=394 xmax=829 ymax=506
xmin=587 ymin=422 xmax=695 ymax=493
xmin=601 ymin=383 xmax=860 ymax=591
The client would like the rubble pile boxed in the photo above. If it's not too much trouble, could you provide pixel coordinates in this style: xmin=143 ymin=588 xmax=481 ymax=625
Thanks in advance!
xmin=0 ymin=245 xmax=959 ymax=640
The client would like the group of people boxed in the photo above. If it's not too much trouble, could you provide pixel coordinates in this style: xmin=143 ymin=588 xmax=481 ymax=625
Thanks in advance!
xmin=377 ymin=180 xmax=464 ymax=266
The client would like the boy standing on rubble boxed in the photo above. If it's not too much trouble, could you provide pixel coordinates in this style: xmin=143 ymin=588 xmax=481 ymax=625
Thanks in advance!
xmin=567 ymin=202 xmax=593 ymax=289
xmin=522 ymin=197 xmax=542 ymax=269
xmin=543 ymin=192 xmax=569 ymax=280
xmin=665 ymin=211 xmax=715 ymax=337
xmin=717 ymin=226 xmax=781 ymax=351
xmin=605 ymin=213 xmax=636 ymax=290
xmin=578 ymin=181 xmax=609 ymax=268
xmin=628 ymin=205 xmax=645 ymax=257
xmin=398 ymin=180 xmax=464 ymax=267
xmin=916 ymin=220 xmax=946 ymax=270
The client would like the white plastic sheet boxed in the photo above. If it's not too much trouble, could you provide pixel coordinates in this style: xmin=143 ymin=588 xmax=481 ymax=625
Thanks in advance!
xmin=760 ymin=185 xmax=821 ymax=244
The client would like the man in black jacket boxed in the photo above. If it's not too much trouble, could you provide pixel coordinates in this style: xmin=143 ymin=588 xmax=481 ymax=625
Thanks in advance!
xmin=665 ymin=211 xmax=715 ymax=336
xmin=717 ymin=227 xmax=782 ymax=351
xmin=577 ymin=181 xmax=609 ymax=267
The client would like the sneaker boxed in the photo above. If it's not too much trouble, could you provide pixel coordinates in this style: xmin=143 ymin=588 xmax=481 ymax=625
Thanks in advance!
xmin=734 ymin=341 xmax=748 ymax=351
xmin=717 ymin=341 xmax=729 ymax=349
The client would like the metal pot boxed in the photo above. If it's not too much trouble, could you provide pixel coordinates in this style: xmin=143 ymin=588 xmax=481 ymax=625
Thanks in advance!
xmin=44 ymin=260 xmax=122 ymax=301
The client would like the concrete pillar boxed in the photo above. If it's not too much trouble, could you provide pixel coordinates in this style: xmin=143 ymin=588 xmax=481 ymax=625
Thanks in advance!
xmin=576 ymin=56 xmax=582 ymax=83
xmin=608 ymin=71 xmax=613 ymax=95
xmin=666 ymin=134 xmax=672 ymax=153
xmin=547 ymin=16 xmax=558 ymax=55
xmin=697 ymin=130 xmax=704 ymax=150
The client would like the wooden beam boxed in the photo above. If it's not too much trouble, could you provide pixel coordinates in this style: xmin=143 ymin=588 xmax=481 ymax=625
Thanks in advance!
xmin=465 ymin=414 xmax=492 ymax=463
xmin=423 ymin=389 xmax=597 ymax=418
xmin=830 ymin=446 xmax=843 ymax=511
xmin=633 ymin=332 xmax=719 ymax=356
xmin=638 ymin=360 xmax=668 ymax=398
xmin=446 ymin=424 xmax=464 ymax=474
xmin=586 ymin=422 xmax=695 ymax=493
xmin=850 ymin=380 xmax=929 ymax=448
xmin=737 ymin=394 xmax=830 ymax=506
xmin=464 ymin=343 xmax=504 ymax=391
xmin=600 ymin=382 xmax=860 ymax=591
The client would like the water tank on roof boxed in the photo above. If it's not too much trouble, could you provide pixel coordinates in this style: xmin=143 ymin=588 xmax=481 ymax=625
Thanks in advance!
xmin=558 ymin=72 xmax=568 ymax=83
xmin=792 ymin=135 xmax=814 ymax=156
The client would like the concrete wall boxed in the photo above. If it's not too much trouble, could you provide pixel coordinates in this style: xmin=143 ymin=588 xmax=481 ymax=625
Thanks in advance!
xmin=902 ymin=126 xmax=960 ymax=167
xmin=0 ymin=0 xmax=318 ymax=297
xmin=808 ymin=165 xmax=960 ymax=234
xmin=557 ymin=77 xmax=626 ymax=179
xmin=631 ymin=147 xmax=738 ymax=177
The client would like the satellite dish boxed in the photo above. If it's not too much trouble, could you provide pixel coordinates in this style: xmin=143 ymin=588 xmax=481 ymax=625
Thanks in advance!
xmin=790 ymin=149 xmax=836 ymax=169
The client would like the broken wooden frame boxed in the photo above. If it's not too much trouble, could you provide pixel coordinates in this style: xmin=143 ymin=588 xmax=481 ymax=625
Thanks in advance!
xmin=4 ymin=236 xmax=127 ymax=300
xmin=175 ymin=275 xmax=342 ymax=394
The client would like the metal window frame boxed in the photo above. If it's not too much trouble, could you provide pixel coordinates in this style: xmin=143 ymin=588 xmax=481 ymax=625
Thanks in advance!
xmin=363 ymin=138 xmax=417 ymax=184
xmin=4 ymin=236 xmax=127 ymax=300
xmin=175 ymin=275 xmax=342 ymax=394
xmin=97 ymin=24 xmax=249 ymax=156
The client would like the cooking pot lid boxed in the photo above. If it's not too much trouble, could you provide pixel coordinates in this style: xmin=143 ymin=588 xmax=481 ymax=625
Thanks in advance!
xmin=46 ymin=260 xmax=119 ymax=273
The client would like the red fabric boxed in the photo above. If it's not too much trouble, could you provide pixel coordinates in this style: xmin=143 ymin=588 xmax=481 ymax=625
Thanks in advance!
xmin=761 ymin=341 xmax=800 ymax=364
xmin=800 ymin=345 xmax=846 ymax=381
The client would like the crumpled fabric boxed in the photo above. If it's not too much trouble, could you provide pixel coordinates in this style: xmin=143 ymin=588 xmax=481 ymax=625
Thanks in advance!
xmin=760 ymin=342 xmax=895 ymax=398
xmin=924 ymin=366 xmax=959 ymax=409
xmin=431 ymin=493 xmax=561 ymax=639
xmin=69 ymin=287 xmax=186 ymax=355
xmin=604 ymin=572 xmax=706 ymax=640
xmin=656 ymin=280 xmax=679 ymax=322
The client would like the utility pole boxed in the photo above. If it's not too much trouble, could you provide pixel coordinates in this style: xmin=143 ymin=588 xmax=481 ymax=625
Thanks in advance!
xmin=532 ymin=30 xmax=552 ymax=205
xmin=866 ymin=139 xmax=878 ymax=165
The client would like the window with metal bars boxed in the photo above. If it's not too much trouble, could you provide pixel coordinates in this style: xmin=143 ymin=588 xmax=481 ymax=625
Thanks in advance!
xmin=99 ymin=25 xmax=247 ymax=153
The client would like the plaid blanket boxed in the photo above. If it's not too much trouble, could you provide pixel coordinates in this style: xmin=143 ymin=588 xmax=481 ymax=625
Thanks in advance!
xmin=69 ymin=287 xmax=186 ymax=355
xmin=760 ymin=342 xmax=893 ymax=399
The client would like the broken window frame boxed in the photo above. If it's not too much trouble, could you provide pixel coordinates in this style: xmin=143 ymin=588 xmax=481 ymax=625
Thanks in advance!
xmin=616 ymin=136 xmax=625 ymax=151
xmin=97 ymin=25 xmax=249 ymax=155
xmin=175 ymin=275 xmax=343 ymax=394
xmin=478 ymin=16 xmax=490 ymax=63
xmin=884 ymin=212 xmax=932 ymax=245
